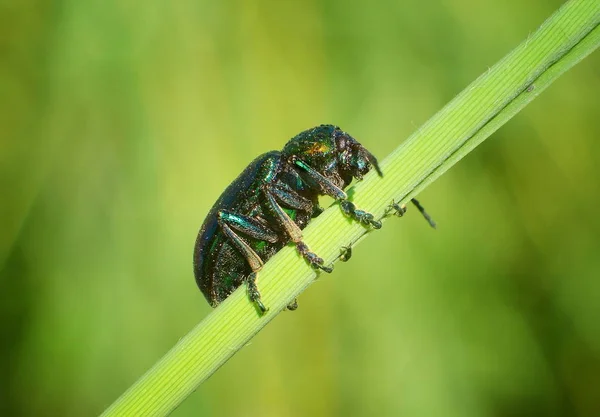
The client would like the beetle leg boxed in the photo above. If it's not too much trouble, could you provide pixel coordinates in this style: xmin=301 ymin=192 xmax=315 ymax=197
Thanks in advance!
xmin=218 ymin=210 xmax=279 ymax=243
xmin=295 ymin=241 xmax=333 ymax=273
xmin=219 ymin=221 xmax=268 ymax=314
xmin=390 ymin=199 xmax=436 ymax=229
xmin=339 ymin=246 xmax=352 ymax=262
xmin=287 ymin=298 xmax=298 ymax=311
xmin=339 ymin=201 xmax=382 ymax=229
xmin=220 ymin=223 xmax=264 ymax=271
xmin=246 ymin=272 xmax=268 ymax=314
xmin=390 ymin=201 xmax=407 ymax=217
xmin=292 ymin=157 xmax=347 ymax=199
xmin=264 ymin=188 xmax=333 ymax=273
xmin=291 ymin=157 xmax=381 ymax=229
xmin=269 ymin=182 xmax=313 ymax=212
xmin=270 ymin=181 xmax=324 ymax=219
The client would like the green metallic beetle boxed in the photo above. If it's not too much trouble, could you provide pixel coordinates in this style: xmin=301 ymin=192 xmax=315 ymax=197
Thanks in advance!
xmin=193 ymin=125 xmax=383 ymax=314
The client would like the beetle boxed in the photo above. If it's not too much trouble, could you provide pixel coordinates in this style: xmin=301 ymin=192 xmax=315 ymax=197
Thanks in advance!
xmin=193 ymin=125 xmax=382 ymax=314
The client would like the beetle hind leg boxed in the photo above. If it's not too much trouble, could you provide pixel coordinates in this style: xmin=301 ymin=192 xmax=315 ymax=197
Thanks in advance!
xmin=246 ymin=272 xmax=268 ymax=314
xmin=219 ymin=220 xmax=269 ymax=315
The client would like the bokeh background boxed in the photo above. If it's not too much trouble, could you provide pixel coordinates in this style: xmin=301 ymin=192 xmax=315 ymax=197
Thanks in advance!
xmin=2 ymin=0 xmax=599 ymax=416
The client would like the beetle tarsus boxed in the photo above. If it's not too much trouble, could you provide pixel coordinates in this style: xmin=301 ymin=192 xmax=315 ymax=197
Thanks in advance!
xmin=246 ymin=272 xmax=268 ymax=315
xmin=296 ymin=242 xmax=333 ymax=273
xmin=340 ymin=200 xmax=381 ymax=229
xmin=315 ymin=263 xmax=334 ymax=273
xmin=390 ymin=202 xmax=407 ymax=217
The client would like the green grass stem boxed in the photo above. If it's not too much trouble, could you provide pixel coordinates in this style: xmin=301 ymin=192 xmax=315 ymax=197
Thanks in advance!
xmin=101 ymin=1 xmax=599 ymax=415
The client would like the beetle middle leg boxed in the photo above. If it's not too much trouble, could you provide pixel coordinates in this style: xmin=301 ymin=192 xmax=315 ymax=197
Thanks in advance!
xmin=291 ymin=157 xmax=382 ymax=229
xmin=264 ymin=184 xmax=333 ymax=273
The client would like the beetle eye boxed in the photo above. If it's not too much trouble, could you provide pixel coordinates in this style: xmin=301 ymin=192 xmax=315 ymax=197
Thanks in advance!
xmin=355 ymin=157 xmax=367 ymax=174
xmin=361 ymin=147 xmax=382 ymax=177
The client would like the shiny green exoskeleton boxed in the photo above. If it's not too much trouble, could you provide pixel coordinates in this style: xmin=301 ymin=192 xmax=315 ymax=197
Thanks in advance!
xmin=193 ymin=125 xmax=383 ymax=314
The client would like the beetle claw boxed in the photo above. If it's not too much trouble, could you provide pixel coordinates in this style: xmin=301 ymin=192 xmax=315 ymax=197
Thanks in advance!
xmin=246 ymin=272 xmax=269 ymax=315
xmin=390 ymin=202 xmax=407 ymax=217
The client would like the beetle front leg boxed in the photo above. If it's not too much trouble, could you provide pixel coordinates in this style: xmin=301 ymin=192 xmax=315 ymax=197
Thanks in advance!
xmin=291 ymin=157 xmax=381 ymax=229
xmin=339 ymin=200 xmax=382 ymax=229
xmin=295 ymin=241 xmax=333 ymax=273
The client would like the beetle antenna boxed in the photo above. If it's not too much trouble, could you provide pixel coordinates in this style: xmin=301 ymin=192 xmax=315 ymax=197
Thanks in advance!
xmin=411 ymin=198 xmax=436 ymax=229
xmin=365 ymin=149 xmax=383 ymax=177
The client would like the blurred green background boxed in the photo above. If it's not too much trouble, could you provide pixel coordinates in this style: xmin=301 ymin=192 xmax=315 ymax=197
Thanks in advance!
xmin=1 ymin=0 xmax=599 ymax=416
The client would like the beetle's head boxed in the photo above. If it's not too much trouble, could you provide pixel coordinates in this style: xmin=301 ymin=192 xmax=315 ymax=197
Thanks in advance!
xmin=333 ymin=127 xmax=382 ymax=181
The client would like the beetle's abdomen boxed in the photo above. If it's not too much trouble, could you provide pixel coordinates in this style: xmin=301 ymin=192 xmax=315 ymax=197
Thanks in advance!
xmin=193 ymin=151 xmax=282 ymax=305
